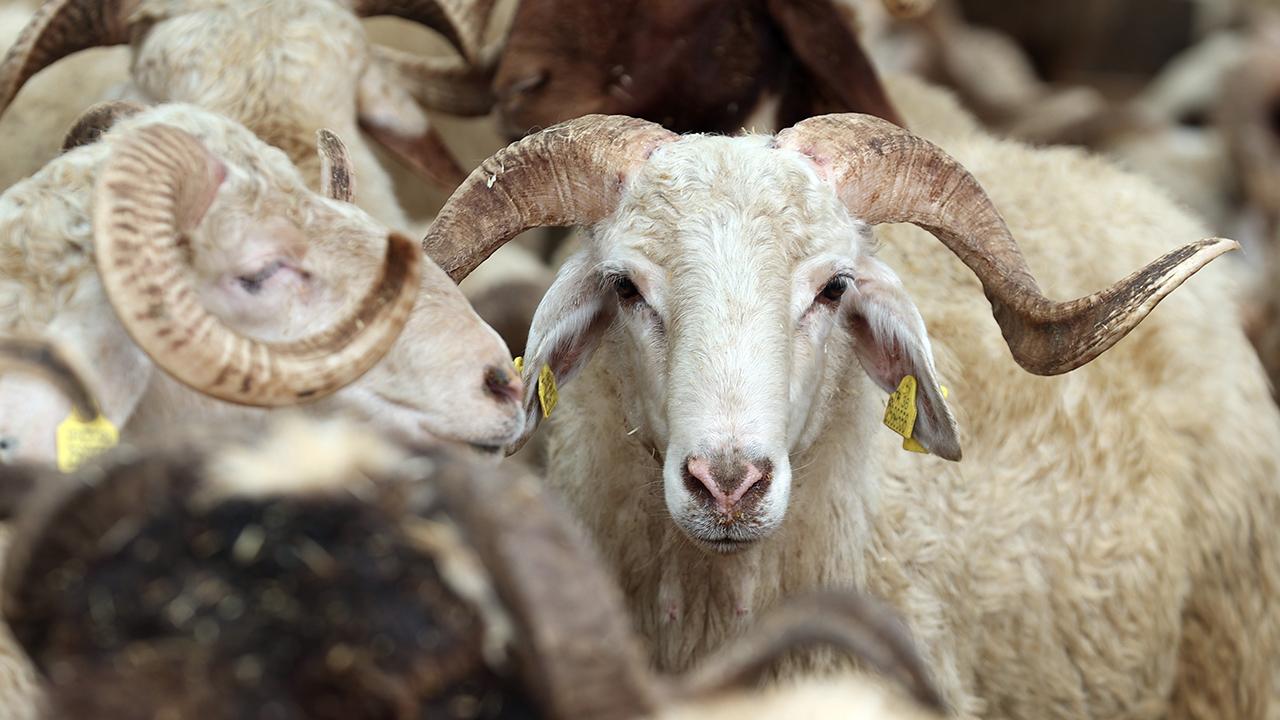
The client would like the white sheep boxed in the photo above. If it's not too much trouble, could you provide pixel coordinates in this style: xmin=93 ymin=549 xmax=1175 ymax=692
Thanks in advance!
xmin=422 ymin=74 xmax=1278 ymax=718
xmin=0 ymin=0 xmax=496 ymax=229
xmin=0 ymin=102 xmax=525 ymax=468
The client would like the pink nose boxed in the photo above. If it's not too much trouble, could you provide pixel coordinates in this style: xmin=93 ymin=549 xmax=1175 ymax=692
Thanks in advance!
xmin=683 ymin=453 xmax=772 ymax=515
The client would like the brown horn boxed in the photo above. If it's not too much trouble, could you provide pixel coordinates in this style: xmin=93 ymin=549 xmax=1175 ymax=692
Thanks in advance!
xmin=316 ymin=128 xmax=356 ymax=203
xmin=62 ymin=100 xmax=146 ymax=152
xmin=0 ymin=335 xmax=101 ymax=421
xmin=423 ymin=114 xmax=677 ymax=281
xmin=674 ymin=592 xmax=947 ymax=713
xmin=93 ymin=124 xmax=422 ymax=406
xmin=348 ymin=0 xmax=496 ymax=63
xmin=370 ymin=44 xmax=495 ymax=117
xmin=776 ymin=114 xmax=1237 ymax=375
xmin=0 ymin=0 xmax=138 ymax=117
xmin=428 ymin=463 xmax=660 ymax=720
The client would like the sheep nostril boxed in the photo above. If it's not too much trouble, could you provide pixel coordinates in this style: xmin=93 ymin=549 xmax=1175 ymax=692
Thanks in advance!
xmin=683 ymin=456 xmax=720 ymax=506
xmin=682 ymin=453 xmax=773 ymax=515
xmin=483 ymin=365 xmax=523 ymax=405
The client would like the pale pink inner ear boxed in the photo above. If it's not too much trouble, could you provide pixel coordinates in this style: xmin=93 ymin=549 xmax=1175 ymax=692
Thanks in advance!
xmin=517 ymin=253 xmax=616 ymax=429
xmin=844 ymin=256 xmax=962 ymax=461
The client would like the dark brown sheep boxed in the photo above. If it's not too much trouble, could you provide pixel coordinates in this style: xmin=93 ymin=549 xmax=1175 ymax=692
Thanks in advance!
xmin=491 ymin=0 xmax=904 ymax=138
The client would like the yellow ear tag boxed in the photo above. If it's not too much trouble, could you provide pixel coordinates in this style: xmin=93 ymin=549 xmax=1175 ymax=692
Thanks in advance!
xmin=55 ymin=411 xmax=118 ymax=472
xmin=513 ymin=356 xmax=525 ymax=373
xmin=537 ymin=364 xmax=558 ymax=418
xmin=884 ymin=377 xmax=949 ymax=455
xmin=883 ymin=375 xmax=919 ymax=440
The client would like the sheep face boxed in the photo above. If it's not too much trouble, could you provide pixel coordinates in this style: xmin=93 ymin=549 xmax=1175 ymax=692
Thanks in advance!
xmin=521 ymin=135 xmax=949 ymax=552
xmin=0 ymin=105 xmax=524 ymax=464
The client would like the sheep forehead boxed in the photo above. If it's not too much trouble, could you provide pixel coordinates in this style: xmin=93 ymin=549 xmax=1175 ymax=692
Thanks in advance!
xmin=608 ymin=134 xmax=862 ymax=294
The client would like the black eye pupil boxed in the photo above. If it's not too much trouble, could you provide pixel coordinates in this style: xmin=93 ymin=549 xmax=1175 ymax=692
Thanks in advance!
xmin=820 ymin=276 xmax=849 ymax=303
xmin=615 ymin=276 xmax=641 ymax=301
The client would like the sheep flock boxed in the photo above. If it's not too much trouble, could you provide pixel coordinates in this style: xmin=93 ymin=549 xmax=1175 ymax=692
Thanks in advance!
xmin=0 ymin=0 xmax=1279 ymax=718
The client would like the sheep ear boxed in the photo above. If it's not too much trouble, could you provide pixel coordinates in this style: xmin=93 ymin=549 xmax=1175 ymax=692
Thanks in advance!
xmin=843 ymin=255 xmax=961 ymax=461
xmin=765 ymin=0 xmax=903 ymax=126
xmin=514 ymin=251 xmax=615 ymax=444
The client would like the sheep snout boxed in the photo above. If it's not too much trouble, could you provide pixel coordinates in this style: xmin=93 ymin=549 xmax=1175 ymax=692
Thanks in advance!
xmin=669 ymin=448 xmax=789 ymax=553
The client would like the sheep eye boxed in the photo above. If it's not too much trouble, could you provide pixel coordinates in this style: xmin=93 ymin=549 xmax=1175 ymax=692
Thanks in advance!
xmin=613 ymin=275 xmax=643 ymax=303
xmin=818 ymin=275 xmax=850 ymax=304
xmin=237 ymin=260 xmax=285 ymax=294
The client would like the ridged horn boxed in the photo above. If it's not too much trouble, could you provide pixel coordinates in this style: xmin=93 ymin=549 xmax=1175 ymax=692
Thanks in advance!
xmin=776 ymin=113 xmax=1237 ymax=375
xmin=93 ymin=124 xmax=422 ymax=406
xmin=423 ymin=114 xmax=677 ymax=281
xmin=0 ymin=0 xmax=137 ymax=117
xmin=316 ymin=128 xmax=356 ymax=203
xmin=348 ymin=0 xmax=496 ymax=63
xmin=370 ymin=44 xmax=495 ymax=117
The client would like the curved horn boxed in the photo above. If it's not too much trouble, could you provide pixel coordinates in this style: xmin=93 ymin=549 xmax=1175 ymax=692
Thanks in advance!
xmin=348 ymin=0 xmax=496 ymax=63
xmin=674 ymin=592 xmax=947 ymax=713
xmin=0 ymin=336 xmax=101 ymax=421
xmin=370 ymin=44 xmax=495 ymax=117
xmin=423 ymin=114 xmax=677 ymax=281
xmin=93 ymin=124 xmax=422 ymax=406
xmin=62 ymin=100 xmax=145 ymax=152
xmin=0 ymin=0 xmax=137 ymax=117
xmin=776 ymin=114 xmax=1238 ymax=375
xmin=317 ymin=129 xmax=356 ymax=203
xmin=429 ymin=463 xmax=660 ymax=719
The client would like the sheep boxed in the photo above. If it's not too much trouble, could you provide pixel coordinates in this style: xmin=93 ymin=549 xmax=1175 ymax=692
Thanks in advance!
xmin=419 ymin=72 xmax=1277 ymax=718
xmin=491 ymin=0 xmax=911 ymax=140
xmin=0 ymin=412 xmax=946 ymax=719
xmin=0 ymin=0 xmax=499 ymax=230
xmin=0 ymin=101 xmax=525 ymax=468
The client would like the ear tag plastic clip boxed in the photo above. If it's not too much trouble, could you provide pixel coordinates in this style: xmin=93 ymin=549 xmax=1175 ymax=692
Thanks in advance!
xmin=883 ymin=375 xmax=947 ymax=454
xmin=56 ymin=410 xmax=118 ymax=472
xmin=513 ymin=357 xmax=559 ymax=419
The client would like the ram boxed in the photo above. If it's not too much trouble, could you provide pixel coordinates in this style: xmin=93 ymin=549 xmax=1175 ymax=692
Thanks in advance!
xmin=422 ymin=75 xmax=1279 ymax=717
xmin=0 ymin=102 xmax=523 ymax=467
xmin=2 ymin=413 xmax=943 ymax=719
xmin=0 ymin=0 xmax=496 ymax=229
